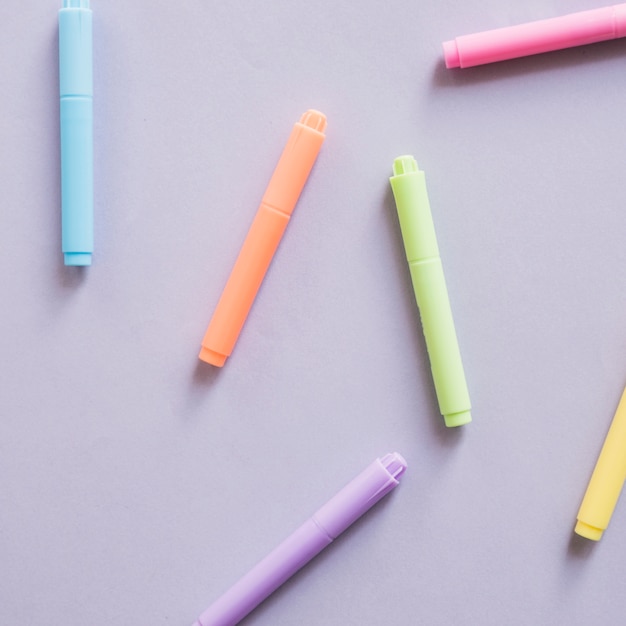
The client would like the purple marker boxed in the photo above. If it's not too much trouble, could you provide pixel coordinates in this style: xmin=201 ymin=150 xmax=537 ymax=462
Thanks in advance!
xmin=191 ymin=453 xmax=407 ymax=626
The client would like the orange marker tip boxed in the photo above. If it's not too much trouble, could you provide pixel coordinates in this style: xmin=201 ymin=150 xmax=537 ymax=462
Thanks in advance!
xmin=199 ymin=346 xmax=227 ymax=367
xmin=300 ymin=110 xmax=327 ymax=133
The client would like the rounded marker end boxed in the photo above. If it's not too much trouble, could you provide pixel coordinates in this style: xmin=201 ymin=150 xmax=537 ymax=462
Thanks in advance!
xmin=575 ymin=521 xmax=603 ymax=541
xmin=63 ymin=0 xmax=91 ymax=8
xmin=443 ymin=40 xmax=460 ymax=69
xmin=444 ymin=410 xmax=472 ymax=428
xmin=199 ymin=346 xmax=227 ymax=367
xmin=64 ymin=252 xmax=92 ymax=266
xmin=380 ymin=452 xmax=408 ymax=479
xmin=300 ymin=110 xmax=327 ymax=134
xmin=392 ymin=155 xmax=419 ymax=177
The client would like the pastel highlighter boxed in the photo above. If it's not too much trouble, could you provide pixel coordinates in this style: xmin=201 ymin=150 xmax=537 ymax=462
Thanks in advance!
xmin=199 ymin=110 xmax=326 ymax=367
xmin=576 ymin=385 xmax=626 ymax=540
xmin=390 ymin=156 xmax=471 ymax=427
xmin=443 ymin=3 xmax=626 ymax=68
xmin=191 ymin=453 xmax=406 ymax=626
xmin=59 ymin=0 xmax=94 ymax=266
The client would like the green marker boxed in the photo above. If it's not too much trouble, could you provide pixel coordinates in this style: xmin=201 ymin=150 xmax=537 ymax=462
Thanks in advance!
xmin=390 ymin=156 xmax=471 ymax=427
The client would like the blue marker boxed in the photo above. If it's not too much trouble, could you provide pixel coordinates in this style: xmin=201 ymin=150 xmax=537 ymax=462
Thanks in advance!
xmin=59 ymin=0 xmax=93 ymax=266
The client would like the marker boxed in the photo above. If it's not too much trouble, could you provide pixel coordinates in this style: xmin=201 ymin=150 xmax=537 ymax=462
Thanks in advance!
xmin=443 ymin=3 xmax=626 ymax=68
xmin=575 ymin=385 xmax=626 ymax=541
xmin=390 ymin=156 xmax=471 ymax=427
xmin=199 ymin=110 xmax=327 ymax=367
xmin=59 ymin=0 xmax=93 ymax=266
xmin=191 ymin=453 xmax=406 ymax=626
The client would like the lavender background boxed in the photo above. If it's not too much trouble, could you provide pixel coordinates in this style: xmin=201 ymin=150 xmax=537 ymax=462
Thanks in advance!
xmin=2 ymin=1 xmax=626 ymax=624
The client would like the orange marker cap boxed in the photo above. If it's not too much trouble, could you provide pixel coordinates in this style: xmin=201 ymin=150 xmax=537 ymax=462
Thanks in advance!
xmin=199 ymin=110 xmax=327 ymax=367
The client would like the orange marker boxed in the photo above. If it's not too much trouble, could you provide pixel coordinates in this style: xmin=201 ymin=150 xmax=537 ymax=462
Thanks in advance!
xmin=199 ymin=110 xmax=327 ymax=367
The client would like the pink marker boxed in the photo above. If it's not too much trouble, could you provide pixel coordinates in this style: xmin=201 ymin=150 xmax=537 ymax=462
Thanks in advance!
xmin=191 ymin=453 xmax=406 ymax=626
xmin=443 ymin=3 xmax=626 ymax=68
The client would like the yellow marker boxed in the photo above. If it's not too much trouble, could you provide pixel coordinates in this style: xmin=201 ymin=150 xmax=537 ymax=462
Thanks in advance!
xmin=575 ymin=386 xmax=626 ymax=541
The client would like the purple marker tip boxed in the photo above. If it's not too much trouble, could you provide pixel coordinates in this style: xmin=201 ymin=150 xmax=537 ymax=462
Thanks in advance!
xmin=191 ymin=453 xmax=407 ymax=626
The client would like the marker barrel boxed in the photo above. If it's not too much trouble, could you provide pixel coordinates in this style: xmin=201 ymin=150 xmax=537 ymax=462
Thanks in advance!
xmin=192 ymin=454 xmax=406 ymax=626
xmin=443 ymin=3 xmax=626 ymax=68
xmin=59 ymin=0 xmax=93 ymax=266
xmin=199 ymin=110 xmax=326 ymax=367
xmin=390 ymin=156 xmax=471 ymax=427
xmin=193 ymin=519 xmax=331 ymax=626
xmin=576 ymin=386 xmax=626 ymax=541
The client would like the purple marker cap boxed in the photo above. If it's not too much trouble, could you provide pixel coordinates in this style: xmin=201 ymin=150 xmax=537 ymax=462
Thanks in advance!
xmin=192 ymin=453 xmax=407 ymax=626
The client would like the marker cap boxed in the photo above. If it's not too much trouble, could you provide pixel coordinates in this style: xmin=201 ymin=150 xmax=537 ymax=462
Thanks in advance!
xmin=314 ymin=452 xmax=407 ymax=538
xmin=390 ymin=156 xmax=439 ymax=262
xmin=262 ymin=110 xmax=326 ymax=215
xmin=59 ymin=2 xmax=93 ymax=97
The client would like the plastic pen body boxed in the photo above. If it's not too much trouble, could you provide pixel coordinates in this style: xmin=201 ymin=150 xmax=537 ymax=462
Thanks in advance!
xmin=575 ymin=386 xmax=626 ymax=540
xmin=390 ymin=156 xmax=471 ymax=427
xmin=59 ymin=0 xmax=93 ymax=266
xmin=443 ymin=3 xmax=626 ymax=68
xmin=192 ymin=453 xmax=406 ymax=626
xmin=199 ymin=111 xmax=326 ymax=367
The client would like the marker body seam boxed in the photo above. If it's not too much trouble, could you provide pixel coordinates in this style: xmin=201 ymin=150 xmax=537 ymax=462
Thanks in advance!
xmin=262 ymin=202 xmax=292 ymax=218
xmin=409 ymin=257 xmax=439 ymax=267
xmin=310 ymin=515 xmax=335 ymax=541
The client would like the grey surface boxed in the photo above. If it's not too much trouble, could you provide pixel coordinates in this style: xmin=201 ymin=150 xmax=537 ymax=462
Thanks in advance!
xmin=2 ymin=1 xmax=626 ymax=624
